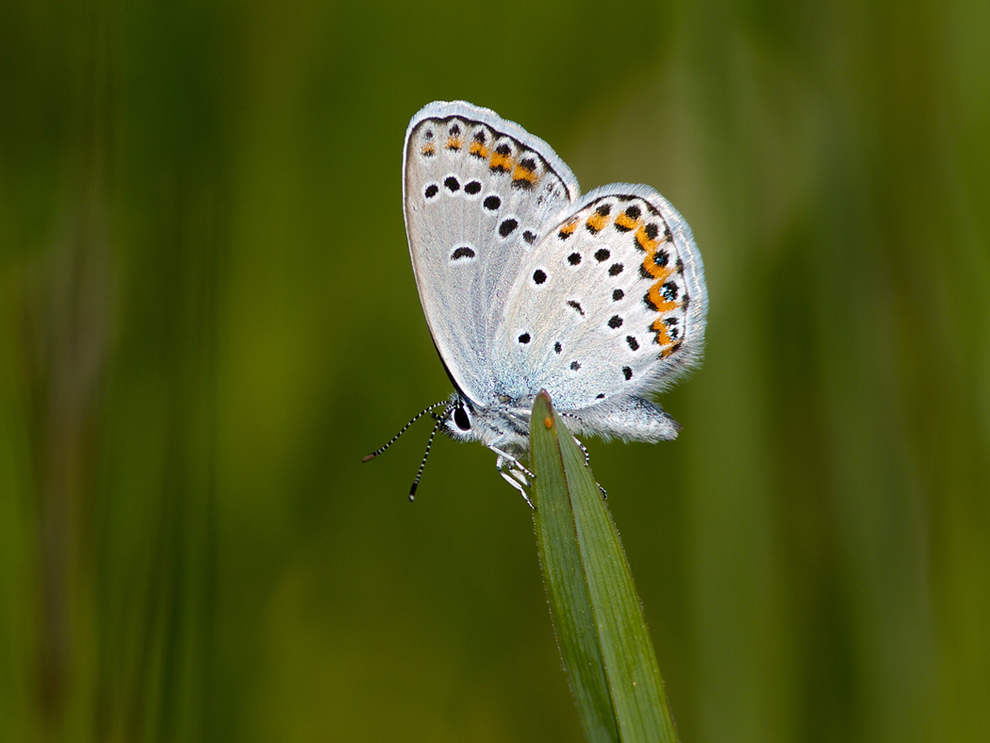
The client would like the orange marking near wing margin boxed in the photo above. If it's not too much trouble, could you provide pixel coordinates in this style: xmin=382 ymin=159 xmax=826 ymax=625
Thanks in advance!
xmin=489 ymin=150 xmax=513 ymax=172
xmin=615 ymin=213 xmax=640 ymax=231
xmin=585 ymin=211 xmax=609 ymax=232
xmin=512 ymin=164 xmax=538 ymax=185
xmin=647 ymin=283 xmax=679 ymax=313
xmin=641 ymin=252 xmax=672 ymax=280
xmin=635 ymin=226 xmax=660 ymax=252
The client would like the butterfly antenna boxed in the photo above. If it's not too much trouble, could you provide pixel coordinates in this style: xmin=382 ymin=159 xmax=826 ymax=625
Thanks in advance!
xmin=409 ymin=415 xmax=445 ymax=501
xmin=361 ymin=401 xmax=448 ymax=463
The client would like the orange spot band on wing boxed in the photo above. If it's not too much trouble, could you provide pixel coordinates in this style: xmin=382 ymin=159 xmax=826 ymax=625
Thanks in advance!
xmin=469 ymin=141 xmax=489 ymax=158
xmin=615 ymin=213 xmax=640 ymax=231
xmin=635 ymin=226 xmax=660 ymax=252
xmin=489 ymin=151 xmax=513 ymax=172
xmin=446 ymin=137 xmax=462 ymax=150
xmin=647 ymin=283 xmax=679 ymax=313
xmin=641 ymin=253 xmax=672 ymax=280
xmin=651 ymin=318 xmax=674 ymax=347
xmin=559 ymin=220 xmax=578 ymax=236
xmin=512 ymin=164 xmax=538 ymax=184
xmin=421 ymin=144 xmax=436 ymax=156
xmin=585 ymin=212 xmax=610 ymax=232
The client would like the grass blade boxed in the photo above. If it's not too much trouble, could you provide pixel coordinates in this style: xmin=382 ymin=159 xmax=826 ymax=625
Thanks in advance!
xmin=530 ymin=391 xmax=678 ymax=743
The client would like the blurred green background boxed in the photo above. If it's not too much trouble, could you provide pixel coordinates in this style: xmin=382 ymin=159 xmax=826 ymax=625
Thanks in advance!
xmin=2 ymin=0 xmax=988 ymax=741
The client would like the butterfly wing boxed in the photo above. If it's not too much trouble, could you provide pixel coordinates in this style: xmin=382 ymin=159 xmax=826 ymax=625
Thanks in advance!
xmin=492 ymin=183 xmax=708 ymax=440
xmin=403 ymin=101 xmax=580 ymax=405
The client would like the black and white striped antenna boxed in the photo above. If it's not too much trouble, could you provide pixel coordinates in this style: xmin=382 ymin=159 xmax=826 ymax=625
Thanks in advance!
xmin=362 ymin=401 xmax=450 ymax=500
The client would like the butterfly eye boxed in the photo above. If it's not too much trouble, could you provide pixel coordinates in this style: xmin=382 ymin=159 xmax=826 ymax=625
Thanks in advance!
xmin=453 ymin=406 xmax=471 ymax=431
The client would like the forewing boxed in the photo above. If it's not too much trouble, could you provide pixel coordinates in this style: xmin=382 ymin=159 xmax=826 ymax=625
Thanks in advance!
xmin=403 ymin=101 xmax=579 ymax=404
xmin=493 ymin=183 xmax=708 ymax=421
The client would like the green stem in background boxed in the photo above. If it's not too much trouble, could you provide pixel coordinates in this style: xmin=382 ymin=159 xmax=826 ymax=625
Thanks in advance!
xmin=529 ymin=391 xmax=678 ymax=743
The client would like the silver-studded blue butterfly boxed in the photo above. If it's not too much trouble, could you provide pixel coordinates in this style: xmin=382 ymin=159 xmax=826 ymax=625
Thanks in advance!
xmin=365 ymin=101 xmax=708 ymax=501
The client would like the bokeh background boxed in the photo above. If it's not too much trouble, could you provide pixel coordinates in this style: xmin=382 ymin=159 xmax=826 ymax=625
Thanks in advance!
xmin=2 ymin=0 xmax=988 ymax=741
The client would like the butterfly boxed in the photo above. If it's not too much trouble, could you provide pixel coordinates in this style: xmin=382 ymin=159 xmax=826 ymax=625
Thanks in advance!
xmin=365 ymin=101 xmax=707 ymax=501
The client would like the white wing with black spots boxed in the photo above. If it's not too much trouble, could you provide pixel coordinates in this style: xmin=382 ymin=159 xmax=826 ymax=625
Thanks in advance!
xmin=491 ymin=183 xmax=707 ymax=440
xmin=403 ymin=101 xmax=579 ymax=405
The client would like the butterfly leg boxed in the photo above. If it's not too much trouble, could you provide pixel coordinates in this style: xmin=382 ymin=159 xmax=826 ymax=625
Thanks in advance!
xmin=571 ymin=436 xmax=608 ymax=500
xmin=498 ymin=465 xmax=534 ymax=508
xmin=491 ymin=447 xmax=535 ymax=508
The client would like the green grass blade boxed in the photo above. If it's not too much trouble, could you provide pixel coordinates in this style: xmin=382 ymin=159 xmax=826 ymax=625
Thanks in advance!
xmin=530 ymin=391 xmax=678 ymax=743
